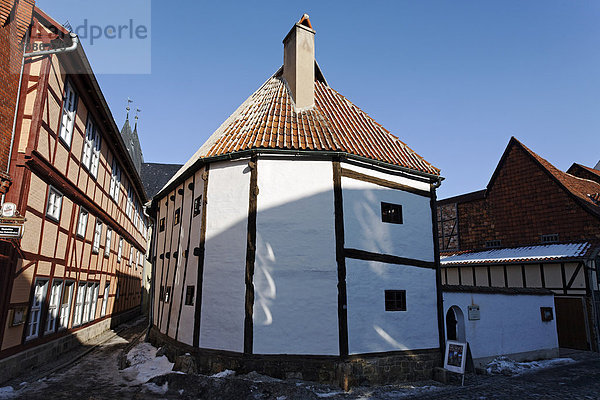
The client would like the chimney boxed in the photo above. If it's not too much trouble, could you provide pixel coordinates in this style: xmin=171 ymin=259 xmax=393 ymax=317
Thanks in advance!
xmin=283 ymin=14 xmax=315 ymax=110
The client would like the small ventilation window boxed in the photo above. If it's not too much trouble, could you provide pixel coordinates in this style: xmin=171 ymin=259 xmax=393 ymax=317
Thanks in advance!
xmin=381 ymin=202 xmax=403 ymax=224
xmin=541 ymin=234 xmax=559 ymax=244
xmin=164 ymin=286 xmax=172 ymax=303
xmin=485 ymin=240 xmax=502 ymax=248
xmin=174 ymin=208 xmax=181 ymax=225
xmin=193 ymin=196 xmax=202 ymax=217
xmin=385 ymin=290 xmax=406 ymax=311
xmin=185 ymin=286 xmax=195 ymax=306
xmin=159 ymin=218 xmax=165 ymax=232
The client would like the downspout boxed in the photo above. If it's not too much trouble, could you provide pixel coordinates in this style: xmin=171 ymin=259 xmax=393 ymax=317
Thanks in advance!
xmin=2 ymin=32 xmax=79 ymax=205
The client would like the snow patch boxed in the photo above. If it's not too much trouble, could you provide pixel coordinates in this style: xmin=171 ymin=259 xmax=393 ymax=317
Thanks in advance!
xmin=143 ymin=382 xmax=169 ymax=394
xmin=486 ymin=356 xmax=575 ymax=376
xmin=0 ymin=386 xmax=14 ymax=399
xmin=122 ymin=342 xmax=174 ymax=384
xmin=211 ymin=369 xmax=236 ymax=378
xmin=314 ymin=391 xmax=343 ymax=398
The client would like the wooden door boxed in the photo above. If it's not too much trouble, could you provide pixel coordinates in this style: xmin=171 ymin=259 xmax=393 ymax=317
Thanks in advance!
xmin=554 ymin=296 xmax=589 ymax=350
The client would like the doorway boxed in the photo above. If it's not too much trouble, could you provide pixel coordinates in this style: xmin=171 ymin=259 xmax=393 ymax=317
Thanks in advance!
xmin=446 ymin=306 xmax=466 ymax=342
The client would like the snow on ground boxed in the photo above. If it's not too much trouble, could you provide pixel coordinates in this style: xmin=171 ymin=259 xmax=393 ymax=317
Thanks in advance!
xmin=122 ymin=342 xmax=174 ymax=384
xmin=0 ymin=386 xmax=14 ymax=399
xmin=486 ymin=356 xmax=575 ymax=376
xmin=211 ymin=369 xmax=236 ymax=378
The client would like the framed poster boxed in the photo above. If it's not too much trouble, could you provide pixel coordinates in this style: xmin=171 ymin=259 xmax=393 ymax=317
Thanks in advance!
xmin=444 ymin=340 xmax=467 ymax=374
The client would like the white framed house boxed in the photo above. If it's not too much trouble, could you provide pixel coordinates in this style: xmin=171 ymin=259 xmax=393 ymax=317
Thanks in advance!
xmin=149 ymin=15 xmax=444 ymax=387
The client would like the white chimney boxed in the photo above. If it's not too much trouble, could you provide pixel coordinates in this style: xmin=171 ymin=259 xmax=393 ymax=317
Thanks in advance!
xmin=283 ymin=14 xmax=315 ymax=110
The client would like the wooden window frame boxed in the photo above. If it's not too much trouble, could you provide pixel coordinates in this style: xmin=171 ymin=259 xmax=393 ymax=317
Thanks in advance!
xmin=46 ymin=186 xmax=63 ymax=222
xmin=384 ymin=290 xmax=407 ymax=311
xmin=77 ymin=208 xmax=89 ymax=238
xmin=58 ymin=281 xmax=74 ymax=330
xmin=193 ymin=196 xmax=202 ymax=217
xmin=185 ymin=285 xmax=195 ymax=306
xmin=45 ymin=279 xmax=63 ymax=334
xmin=381 ymin=202 xmax=403 ymax=224
xmin=92 ymin=220 xmax=102 ymax=253
xmin=58 ymin=80 xmax=78 ymax=148
xmin=26 ymin=279 xmax=49 ymax=341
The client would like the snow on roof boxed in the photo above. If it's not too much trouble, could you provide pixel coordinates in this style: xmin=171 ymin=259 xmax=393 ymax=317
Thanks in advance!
xmin=440 ymin=242 xmax=591 ymax=266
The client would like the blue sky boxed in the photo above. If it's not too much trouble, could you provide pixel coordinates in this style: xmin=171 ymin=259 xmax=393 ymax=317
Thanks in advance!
xmin=36 ymin=1 xmax=600 ymax=198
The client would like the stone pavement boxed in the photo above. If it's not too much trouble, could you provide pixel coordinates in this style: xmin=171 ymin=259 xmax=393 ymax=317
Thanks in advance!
xmin=407 ymin=349 xmax=600 ymax=400
xmin=3 ymin=323 xmax=600 ymax=400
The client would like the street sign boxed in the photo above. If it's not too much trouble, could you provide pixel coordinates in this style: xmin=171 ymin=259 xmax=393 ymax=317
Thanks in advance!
xmin=0 ymin=224 xmax=22 ymax=238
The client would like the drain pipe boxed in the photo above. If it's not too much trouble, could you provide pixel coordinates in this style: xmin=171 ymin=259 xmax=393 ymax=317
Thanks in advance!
xmin=2 ymin=32 xmax=79 ymax=205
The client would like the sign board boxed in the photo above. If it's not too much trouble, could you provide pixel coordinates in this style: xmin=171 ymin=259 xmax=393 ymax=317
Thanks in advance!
xmin=1 ymin=202 xmax=16 ymax=217
xmin=468 ymin=305 xmax=480 ymax=320
xmin=0 ymin=224 xmax=23 ymax=239
xmin=444 ymin=340 xmax=467 ymax=374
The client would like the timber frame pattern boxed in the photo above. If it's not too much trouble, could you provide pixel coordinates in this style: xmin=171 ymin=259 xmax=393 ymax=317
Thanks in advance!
xmin=152 ymin=153 xmax=445 ymax=370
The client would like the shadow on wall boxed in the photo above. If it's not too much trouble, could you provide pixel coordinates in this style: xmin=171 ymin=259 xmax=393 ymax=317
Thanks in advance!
xmin=0 ymin=253 xmax=144 ymax=385
xmin=153 ymin=182 xmax=436 ymax=355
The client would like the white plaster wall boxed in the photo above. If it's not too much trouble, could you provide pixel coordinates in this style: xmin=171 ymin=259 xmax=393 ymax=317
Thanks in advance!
xmin=200 ymin=160 xmax=250 ymax=352
xmin=253 ymin=159 xmax=339 ymax=355
xmin=443 ymin=292 xmax=559 ymax=361
xmin=346 ymin=259 xmax=439 ymax=354
xmin=341 ymin=161 xmax=431 ymax=192
xmin=341 ymin=176 xmax=434 ymax=262
xmin=177 ymin=168 xmax=206 ymax=346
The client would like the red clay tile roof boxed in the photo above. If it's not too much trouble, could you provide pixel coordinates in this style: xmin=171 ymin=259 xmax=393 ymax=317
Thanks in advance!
xmin=515 ymin=139 xmax=600 ymax=217
xmin=196 ymin=70 xmax=439 ymax=176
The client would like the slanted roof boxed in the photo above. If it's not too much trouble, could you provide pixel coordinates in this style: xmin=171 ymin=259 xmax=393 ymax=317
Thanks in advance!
xmin=484 ymin=137 xmax=600 ymax=219
xmin=140 ymin=163 xmax=183 ymax=200
xmin=567 ymin=162 xmax=600 ymax=184
xmin=159 ymin=68 xmax=440 ymax=198
xmin=440 ymin=242 xmax=591 ymax=266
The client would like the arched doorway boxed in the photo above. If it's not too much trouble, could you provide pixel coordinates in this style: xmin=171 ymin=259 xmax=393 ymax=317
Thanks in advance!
xmin=446 ymin=306 xmax=466 ymax=342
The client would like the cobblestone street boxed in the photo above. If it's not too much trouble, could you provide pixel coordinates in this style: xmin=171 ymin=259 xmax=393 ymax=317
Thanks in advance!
xmin=2 ymin=318 xmax=599 ymax=399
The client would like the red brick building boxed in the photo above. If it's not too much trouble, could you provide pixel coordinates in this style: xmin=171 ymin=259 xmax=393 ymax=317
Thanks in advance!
xmin=0 ymin=0 xmax=35 ymax=194
xmin=438 ymin=137 xmax=600 ymax=350
xmin=0 ymin=5 xmax=148 ymax=383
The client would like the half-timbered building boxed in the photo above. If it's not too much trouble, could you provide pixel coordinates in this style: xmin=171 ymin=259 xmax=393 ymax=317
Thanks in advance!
xmin=438 ymin=137 xmax=600 ymax=351
xmin=148 ymin=15 xmax=444 ymax=387
xmin=0 ymin=6 xmax=148 ymax=382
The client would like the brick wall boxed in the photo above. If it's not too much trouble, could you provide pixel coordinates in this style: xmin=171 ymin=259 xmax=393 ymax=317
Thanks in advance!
xmin=0 ymin=0 xmax=35 ymax=194
xmin=445 ymin=144 xmax=600 ymax=252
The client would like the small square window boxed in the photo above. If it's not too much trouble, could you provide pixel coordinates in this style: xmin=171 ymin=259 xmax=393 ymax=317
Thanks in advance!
xmin=381 ymin=202 xmax=403 ymax=224
xmin=193 ymin=196 xmax=202 ymax=217
xmin=485 ymin=240 xmax=502 ymax=248
xmin=164 ymin=286 xmax=171 ymax=303
xmin=385 ymin=290 xmax=406 ymax=311
xmin=541 ymin=234 xmax=559 ymax=244
xmin=159 ymin=285 xmax=165 ymax=301
xmin=185 ymin=286 xmax=195 ymax=306
xmin=174 ymin=208 xmax=181 ymax=225
xmin=159 ymin=218 xmax=165 ymax=232
xmin=540 ymin=307 xmax=554 ymax=322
